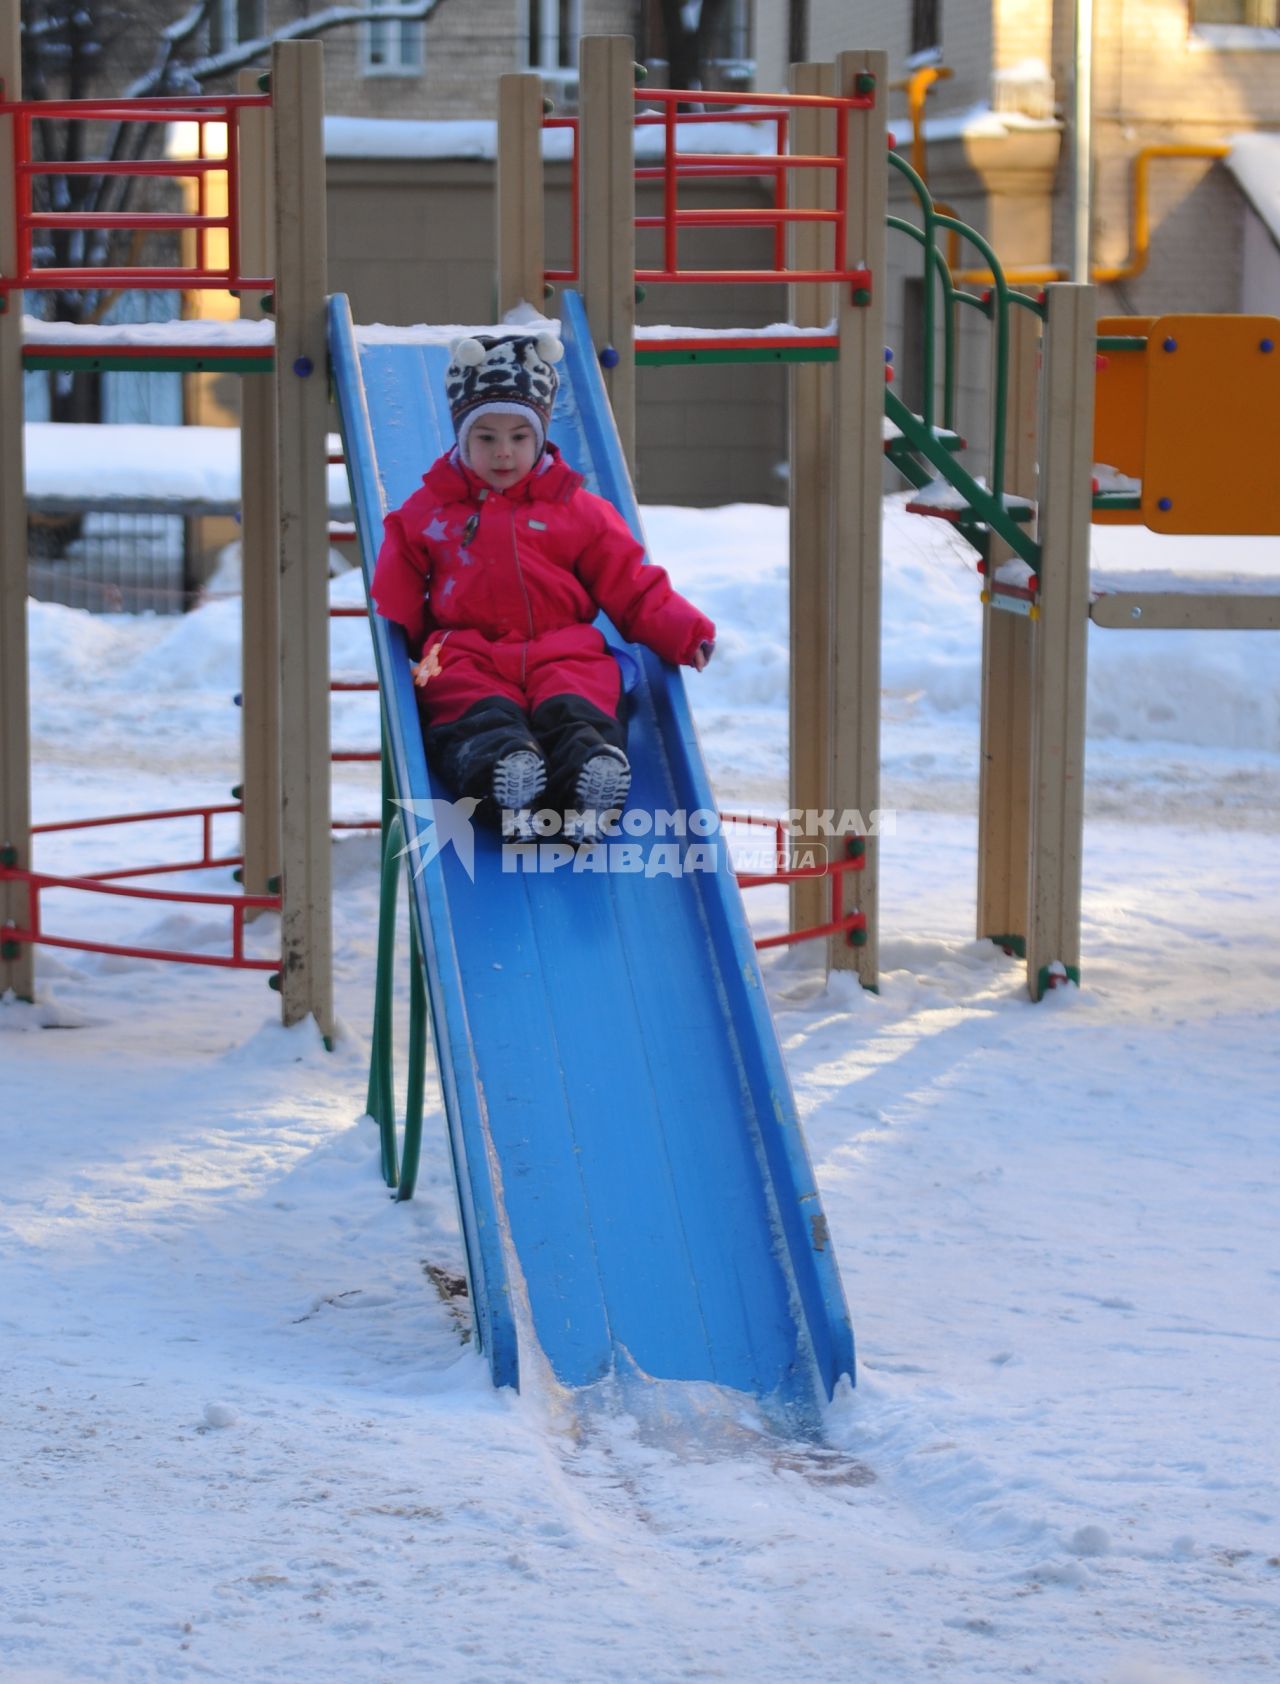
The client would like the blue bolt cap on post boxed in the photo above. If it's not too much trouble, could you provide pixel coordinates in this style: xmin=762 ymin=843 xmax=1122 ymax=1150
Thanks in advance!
xmin=293 ymin=355 xmax=314 ymax=378
xmin=1261 ymin=339 xmax=1275 ymax=354
xmin=599 ymin=344 xmax=620 ymax=369
xmin=1158 ymin=497 xmax=1173 ymax=512
xmin=1162 ymin=337 xmax=1177 ymax=353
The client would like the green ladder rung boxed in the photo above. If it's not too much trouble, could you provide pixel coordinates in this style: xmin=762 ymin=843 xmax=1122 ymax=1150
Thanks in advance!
xmin=906 ymin=494 xmax=1035 ymax=526
xmin=885 ymin=422 xmax=964 ymax=457
xmin=635 ymin=344 xmax=838 ymax=366
xmin=23 ymin=350 xmax=275 ymax=374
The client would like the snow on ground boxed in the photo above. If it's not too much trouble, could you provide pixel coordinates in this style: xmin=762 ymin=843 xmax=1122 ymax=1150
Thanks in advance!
xmin=3 ymin=496 xmax=1279 ymax=1683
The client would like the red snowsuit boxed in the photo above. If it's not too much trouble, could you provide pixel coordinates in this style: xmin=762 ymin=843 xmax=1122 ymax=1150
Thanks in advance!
xmin=372 ymin=445 xmax=715 ymax=728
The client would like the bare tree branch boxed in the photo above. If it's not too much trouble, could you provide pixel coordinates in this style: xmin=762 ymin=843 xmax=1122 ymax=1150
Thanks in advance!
xmin=128 ymin=0 xmax=456 ymax=96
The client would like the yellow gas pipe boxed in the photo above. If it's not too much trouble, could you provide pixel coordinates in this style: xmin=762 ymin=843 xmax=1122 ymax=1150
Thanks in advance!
xmin=898 ymin=68 xmax=1231 ymax=288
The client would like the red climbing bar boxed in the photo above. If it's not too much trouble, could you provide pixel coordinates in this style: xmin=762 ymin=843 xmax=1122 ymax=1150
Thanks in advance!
xmin=632 ymin=87 xmax=873 ymax=289
xmin=0 ymin=91 xmax=272 ymax=292
xmin=542 ymin=115 xmax=580 ymax=285
xmin=663 ymin=98 xmax=679 ymax=277
xmin=635 ymin=86 xmax=875 ymax=112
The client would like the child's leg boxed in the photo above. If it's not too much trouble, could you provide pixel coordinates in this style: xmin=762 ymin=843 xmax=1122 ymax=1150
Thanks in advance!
xmin=523 ymin=628 xmax=631 ymax=825
xmin=424 ymin=697 xmax=543 ymax=802
xmin=418 ymin=633 xmax=547 ymax=822
xmin=527 ymin=694 xmax=628 ymax=807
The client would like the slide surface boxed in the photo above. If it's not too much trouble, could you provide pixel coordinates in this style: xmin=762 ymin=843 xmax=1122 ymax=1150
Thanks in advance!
xmin=329 ymin=291 xmax=854 ymax=1423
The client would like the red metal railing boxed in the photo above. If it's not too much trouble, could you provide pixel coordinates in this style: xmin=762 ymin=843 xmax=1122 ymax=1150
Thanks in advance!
xmin=2 ymin=801 xmax=281 ymax=972
xmin=31 ymin=801 xmax=242 ymax=880
xmin=723 ymin=812 xmax=866 ymax=950
xmin=3 ymin=870 xmax=279 ymax=971
xmin=0 ymin=92 xmax=272 ymax=292
xmin=544 ymin=84 xmax=874 ymax=292
xmin=544 ymin=115 xmax=581 ymax=285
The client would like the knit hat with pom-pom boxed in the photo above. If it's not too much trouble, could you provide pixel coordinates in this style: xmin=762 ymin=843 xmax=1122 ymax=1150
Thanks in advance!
xmin=445 ymin=332 xmax=564 ymax=464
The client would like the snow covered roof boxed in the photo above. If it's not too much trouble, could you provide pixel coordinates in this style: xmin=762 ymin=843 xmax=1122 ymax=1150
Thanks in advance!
xmin=22 ymin=317 xmax=274 ymax=348
xmin=322 ymin=108 xmax=1059 ymax=166
xmin=887 ymin=102 xmax=1060 ymax=150
xmin=323 ymin=115 xmax=782 ymax=163
xmin=1225 ymin=132 xmax=1280 ymax=249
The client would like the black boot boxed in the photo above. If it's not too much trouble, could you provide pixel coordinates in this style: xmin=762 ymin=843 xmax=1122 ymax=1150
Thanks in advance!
xmin=425 ymin=697 xmax=547 ymax=830
xmin=529 ymin=694 xmax=631 ymax=843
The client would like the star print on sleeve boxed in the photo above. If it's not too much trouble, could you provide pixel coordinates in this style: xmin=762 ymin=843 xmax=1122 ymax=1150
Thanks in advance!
xmin=422 ymin=513 xmax=452 ymax=544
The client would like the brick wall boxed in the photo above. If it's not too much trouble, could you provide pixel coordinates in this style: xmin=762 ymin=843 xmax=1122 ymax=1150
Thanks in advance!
xmin=785 ymin=1 xmax=997 ymax=133
xmin=263 ymin=0 xmax=638 ymax=119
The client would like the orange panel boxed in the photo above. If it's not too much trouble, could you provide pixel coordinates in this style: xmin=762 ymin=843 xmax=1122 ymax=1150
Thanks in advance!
xmin=1092 ymin=315 xmax=1152 ymax=526
xmin=1142 ymin=315 xmax=1280 ymax=536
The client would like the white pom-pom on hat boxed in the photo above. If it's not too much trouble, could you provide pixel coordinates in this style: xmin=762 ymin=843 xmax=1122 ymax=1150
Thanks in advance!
xmin=450 ymin=337 xmax=486 ymax=367
xmin=534 ymin=332 xmax=563 ymax=365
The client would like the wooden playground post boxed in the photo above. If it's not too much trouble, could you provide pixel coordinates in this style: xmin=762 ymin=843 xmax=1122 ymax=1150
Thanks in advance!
xmin=579 ymin=36 xmax=636 ymax=474
xmin=787 ymin=62 xmax=835 ymax=941
xmin=1027 ymin=282 xmax=1097 ymax=999
xmin=496 ymin=74 xmax=546 ymax=318
xmin=271 ymin=41 xmax=334 ymax=1038
xmin=0 ymin=0 xmax=33 ymax=1001
xmin=829 ymin=50 xmax=888 ymax=985
xmin=977 ymin=301 xmax=1039 ymax=953
xmin=237 ymin=69 xmax=280 ymax=911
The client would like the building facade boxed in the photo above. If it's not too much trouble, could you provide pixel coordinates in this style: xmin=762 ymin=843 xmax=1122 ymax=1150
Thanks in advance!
xmin=754 ymin=0 xmax=1280 ymax=311
xmin=196 ymin=1 xmax=752 ymax=116
xmin=750 ymin=0 xmax=1280 ymax=462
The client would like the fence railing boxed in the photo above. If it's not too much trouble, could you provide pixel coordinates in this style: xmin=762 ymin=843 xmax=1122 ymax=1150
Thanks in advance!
xmin=544 ymin=83 xmax=875 ymax=291
xmin=0 ymin=92 xmax=272 ymax=293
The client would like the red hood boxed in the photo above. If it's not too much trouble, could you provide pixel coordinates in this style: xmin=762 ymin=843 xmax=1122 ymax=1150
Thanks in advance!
xmin=422 ymin=441 xmax=584 ymax=506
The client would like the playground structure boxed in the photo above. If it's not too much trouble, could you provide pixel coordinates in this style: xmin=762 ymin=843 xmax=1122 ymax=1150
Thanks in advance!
xmin=494 ymin=46 xmax=1098 ymax=1000
xmin=494 ymin=42 xmax=1280 ymax=1000
xmin=333 ymin=42 xmax=1094 ymax=1406
xmin=0 ymin=23 xmax=335 ymax=1036
xmin=332 ymin=292 xmax=856 ymax=1412
xmin=3 ymin=27 xmax=1278 ymax=1406
xmin=884 ymin=185 xmax=1279 ymax=991
xmin=334 ymin=42 xmax=881 ymax=1409
xmin=5 ymin=32 xmax=1272 ymax=1019
xmin=494 ymin=45 xmax=899 ymax=991
xmin=0 ymin=30 xmax=870 ymax=1414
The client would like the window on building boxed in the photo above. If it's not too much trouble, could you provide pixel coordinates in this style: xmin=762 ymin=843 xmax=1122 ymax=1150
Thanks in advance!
xmin=640 ymin=0 xmax=754 ymax=92
xmin=361 ymin=0 xmax=425 ymax=77
xmin=207 ymin=0 xmax=264 ymax=56
xmin=910 ymin=0 xmax=942 ymax=59
xmin=1190 ymin=1 xmax=1278 ymax=23
xmin=526 ymin=0 xmax=581 ymax=74
xmin=704 ymin=0 xmax=753 ymax=88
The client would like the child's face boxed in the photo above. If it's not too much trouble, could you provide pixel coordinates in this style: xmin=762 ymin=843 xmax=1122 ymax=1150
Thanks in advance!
xmin=466 ymin=412 xmax=540 ymax=489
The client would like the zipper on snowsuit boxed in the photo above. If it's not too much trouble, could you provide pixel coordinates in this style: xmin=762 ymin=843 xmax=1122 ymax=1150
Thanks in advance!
xmin=503 ymin=496 xmax=536 ymax=686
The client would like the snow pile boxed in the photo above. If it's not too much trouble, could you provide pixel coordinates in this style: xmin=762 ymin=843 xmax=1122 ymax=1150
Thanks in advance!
xmin=25 ymin=422 xmax=352 ymax=513
xmin=1225 ymin=131 xmax=1280 ymax=247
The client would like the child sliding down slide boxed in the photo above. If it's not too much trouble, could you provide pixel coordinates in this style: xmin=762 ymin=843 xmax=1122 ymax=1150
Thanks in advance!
xmin=372 ymin=332 xmax=715 ymax=843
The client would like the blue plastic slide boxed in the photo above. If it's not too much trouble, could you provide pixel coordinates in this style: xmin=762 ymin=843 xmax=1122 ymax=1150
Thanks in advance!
xmin=328 ymin=291 xmax=854 ymax=1422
